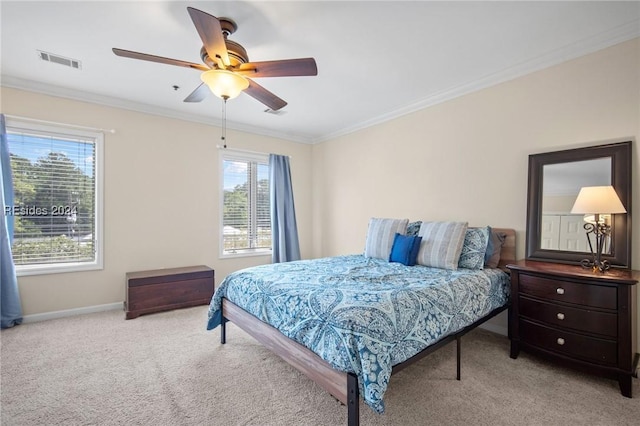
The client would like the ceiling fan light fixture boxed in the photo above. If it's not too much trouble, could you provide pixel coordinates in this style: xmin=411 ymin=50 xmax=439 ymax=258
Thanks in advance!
xmin=200 ymin=69 xmax=249 ymax=99
xmin=114 ymin=7 xmax=316 ymax=110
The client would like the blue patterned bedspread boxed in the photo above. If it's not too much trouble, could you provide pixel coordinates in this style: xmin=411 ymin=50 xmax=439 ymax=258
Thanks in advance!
xmin=207 ymin=255 xmax=509 ymax=414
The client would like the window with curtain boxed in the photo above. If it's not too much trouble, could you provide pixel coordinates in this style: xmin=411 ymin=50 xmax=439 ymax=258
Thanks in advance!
xmin=5 ymin=119 xmax=103 ymax=275
xmin=220 ymin=150 xmax=270 ymax=257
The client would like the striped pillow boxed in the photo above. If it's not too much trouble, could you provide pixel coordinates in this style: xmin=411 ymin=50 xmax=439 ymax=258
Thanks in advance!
xmin=364 ymin=218 xmax=409 ymax=260
xmin=416 ymin=221 xmax=468 ymax=270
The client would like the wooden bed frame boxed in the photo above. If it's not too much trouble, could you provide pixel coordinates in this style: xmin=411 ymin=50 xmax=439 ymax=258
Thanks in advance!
xmin=219 ymin=228 xmax=516 ymax=426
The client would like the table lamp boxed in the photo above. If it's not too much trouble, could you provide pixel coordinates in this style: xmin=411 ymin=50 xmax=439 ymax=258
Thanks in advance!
xmin=570 ymin=185 xmax=627 ymax=272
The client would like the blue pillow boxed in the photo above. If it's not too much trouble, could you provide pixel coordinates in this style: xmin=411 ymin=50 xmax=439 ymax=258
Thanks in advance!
xmin=389 ymin=233 xmax=422 ymax=266
xmin=458 ymin=226 xmax=491 ymax=270
xmin=484 ymin=226 xmax=495 ymax=265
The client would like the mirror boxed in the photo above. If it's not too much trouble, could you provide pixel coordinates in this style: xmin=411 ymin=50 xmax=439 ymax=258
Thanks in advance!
xmin=526 ymin=141 xmax=632 ymax=267
xmin=541 ymin=158 xmax=611 ymax=253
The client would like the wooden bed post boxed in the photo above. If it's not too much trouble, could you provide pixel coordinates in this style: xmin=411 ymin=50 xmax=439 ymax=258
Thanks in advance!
xmin=347 ymin=373 xmax=359 ymax=426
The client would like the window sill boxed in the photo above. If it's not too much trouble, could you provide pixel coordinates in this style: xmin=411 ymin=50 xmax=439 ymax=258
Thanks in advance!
xmin=16 ymin=261 xmax=103 ymax=277
xmin=220 ymin=250 xmax=271 ymax=260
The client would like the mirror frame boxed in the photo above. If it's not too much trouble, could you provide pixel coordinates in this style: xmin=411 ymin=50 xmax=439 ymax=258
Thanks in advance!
xmin=525 ymin=141 xmax=632 ymax=267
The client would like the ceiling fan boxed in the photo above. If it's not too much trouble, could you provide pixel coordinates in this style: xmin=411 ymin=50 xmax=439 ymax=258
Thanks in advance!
xmin=113 ymin=6 xmax=317 ymax=111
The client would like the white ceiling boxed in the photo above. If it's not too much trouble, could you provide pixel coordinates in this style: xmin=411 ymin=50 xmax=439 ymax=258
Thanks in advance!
xmin=2 ymin=1 xmax=639 ymax=144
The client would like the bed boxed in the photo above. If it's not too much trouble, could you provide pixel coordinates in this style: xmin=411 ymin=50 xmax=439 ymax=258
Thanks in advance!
xmin=207 ymin=225 xmax=515 ymax=425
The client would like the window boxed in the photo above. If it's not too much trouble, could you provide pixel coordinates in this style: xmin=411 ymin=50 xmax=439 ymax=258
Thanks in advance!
xmin=220 ymin=150 xmax=270 ymax=257
xmin=5 ymin=119 xmax=103 ymax=275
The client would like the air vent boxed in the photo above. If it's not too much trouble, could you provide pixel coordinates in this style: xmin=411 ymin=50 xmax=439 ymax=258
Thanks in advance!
xmin=37 ymin=50 xmax=82 ymax=69
xmin=264 ymin=108 xmax=286 ymax=116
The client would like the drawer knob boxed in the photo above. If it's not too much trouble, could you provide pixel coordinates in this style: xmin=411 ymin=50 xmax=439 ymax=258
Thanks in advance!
xmin=557 ymin=313 xmax=565 ymax=320
xmin=557 ymin=337 xmax=565 ymax=346
xmin=556 ymin=288 xmax=565 ymax=295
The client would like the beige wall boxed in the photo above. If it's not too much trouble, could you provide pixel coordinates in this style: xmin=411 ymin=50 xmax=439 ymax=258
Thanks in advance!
xmin=312 ymin=38 xmax=639 ymax=334
xmin=1 ymin=87 xmax=313 ymax=316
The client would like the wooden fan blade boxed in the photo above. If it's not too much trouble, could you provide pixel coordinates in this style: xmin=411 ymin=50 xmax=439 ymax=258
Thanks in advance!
xmin=112 ymin=48 xmax=209 ymax=71
xmin=234 ymin=58 xmax=318 ymax=78
xmin=244 ymin=79 xmax=287 ymax=110
xmin=187 ymin=7 xmax=230 ymax=67
xmin=184 ymin=83 xmax=210 ymax=103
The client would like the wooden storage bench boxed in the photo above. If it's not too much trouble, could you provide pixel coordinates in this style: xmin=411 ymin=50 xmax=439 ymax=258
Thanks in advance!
xmin=125 ymin=265 xmax=214 ymax=319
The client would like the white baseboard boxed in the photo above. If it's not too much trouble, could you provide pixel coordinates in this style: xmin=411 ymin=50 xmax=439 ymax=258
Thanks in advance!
xmin=479 ymin=322 xmax=508 ymax=336
xmin=22 ymin=302 xmax=123 ymax=323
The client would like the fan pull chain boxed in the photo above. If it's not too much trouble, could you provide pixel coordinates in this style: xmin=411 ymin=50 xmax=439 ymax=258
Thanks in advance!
xmin=221 ymin=96 xmax=228 ymax=148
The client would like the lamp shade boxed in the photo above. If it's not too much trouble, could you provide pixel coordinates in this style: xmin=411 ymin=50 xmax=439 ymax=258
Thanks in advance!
xmin=570 ymin=185 xmax=627 ymax=214
xmin=200 ymin=69 xmax=249 ymax=99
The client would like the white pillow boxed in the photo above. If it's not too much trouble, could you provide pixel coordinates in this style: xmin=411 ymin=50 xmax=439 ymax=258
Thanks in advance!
xmin=364 ymin=217 xmax=409 ymax=260
xmin=416 ymin=221 xmax=468 ymax=270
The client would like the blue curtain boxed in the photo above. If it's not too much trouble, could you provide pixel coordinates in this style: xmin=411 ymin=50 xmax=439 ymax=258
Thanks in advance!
xmin=269 ymin=154 xmax=301 ymax=263
xmin=1 ymin=114 xmax=23 ymax=328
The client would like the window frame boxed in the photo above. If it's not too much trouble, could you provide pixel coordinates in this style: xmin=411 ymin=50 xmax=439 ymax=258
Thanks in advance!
xmin=5 ymin=118 xmax=104 ymax=276
xmin=219 ymin=149 xmax=271 ymax=259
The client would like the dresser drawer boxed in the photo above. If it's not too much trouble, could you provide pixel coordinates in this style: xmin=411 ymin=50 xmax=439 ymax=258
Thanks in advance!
xmin=520 ymin=319 xmax=617 ymax=366
xmin=519 ymin=296 xmax=617 ymax=338
xmin=519 ymin=274 xmax=616 ymax=310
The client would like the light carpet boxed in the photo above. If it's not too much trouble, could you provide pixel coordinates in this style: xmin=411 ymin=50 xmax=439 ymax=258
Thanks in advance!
xmin=1 ymin=306 xmax=638 ymax=425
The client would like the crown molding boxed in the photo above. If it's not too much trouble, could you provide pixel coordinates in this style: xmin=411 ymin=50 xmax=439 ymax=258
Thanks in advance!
xmin=312 ymin=21 xmax=640 ymax=144
xmin=0 ymin=76 xmax=315 ymax=144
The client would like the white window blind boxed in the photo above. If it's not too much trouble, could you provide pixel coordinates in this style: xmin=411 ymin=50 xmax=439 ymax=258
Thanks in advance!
xmin=5 ymin=121 xmax=102 ymax=274
xmin=221 ymin=151 xmax=270 ymax=256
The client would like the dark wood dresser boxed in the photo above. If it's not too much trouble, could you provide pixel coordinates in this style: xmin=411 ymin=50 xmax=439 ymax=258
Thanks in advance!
xmin=125 ymin=265 xmax=214 ymax=319
xmin=507 ymin=260 xmax=638 ymax=397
